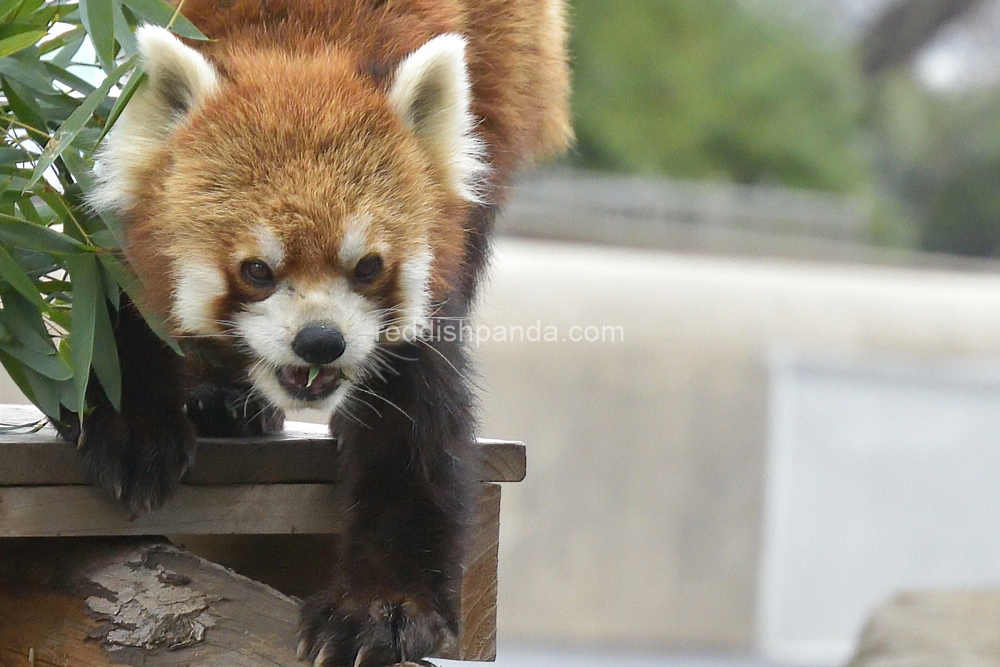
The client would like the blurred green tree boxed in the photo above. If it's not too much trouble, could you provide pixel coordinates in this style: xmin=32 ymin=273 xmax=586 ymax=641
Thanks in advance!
xmin=569 ymin=0 xmax=870 ymax=192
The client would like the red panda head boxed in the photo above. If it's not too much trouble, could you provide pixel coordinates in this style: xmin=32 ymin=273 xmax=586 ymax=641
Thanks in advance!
xmin=92 ymin=25 xmax=487 ymax=412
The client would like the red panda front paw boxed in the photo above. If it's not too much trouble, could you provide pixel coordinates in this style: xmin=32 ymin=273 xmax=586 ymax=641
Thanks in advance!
xmin=298 ymin=588 xmax=455 ymax=667
xmin=186 ymin=382 xmax=285 ymax=437
xmin=77 ymin=403 xmax=196 ymax=515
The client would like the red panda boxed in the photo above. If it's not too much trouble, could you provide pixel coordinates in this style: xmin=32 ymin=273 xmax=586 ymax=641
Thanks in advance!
xmin=65 ymin=1 xmax=571 ymax=665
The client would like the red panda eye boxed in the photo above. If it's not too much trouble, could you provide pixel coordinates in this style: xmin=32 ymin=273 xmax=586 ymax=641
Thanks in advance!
xmin=241 ymin=260 xmax=275 ymax=287
xmin=353 ymin=254 xmax=383 ymax=283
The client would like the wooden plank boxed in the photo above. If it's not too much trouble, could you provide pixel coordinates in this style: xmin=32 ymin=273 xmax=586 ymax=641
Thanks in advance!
xmin=441 ymin=483 xmax=501 ymax=662
xmin=0 ymin=406 xmax=526 ymax=485
xmin=0 ymin=484 xmax=347 ymax=537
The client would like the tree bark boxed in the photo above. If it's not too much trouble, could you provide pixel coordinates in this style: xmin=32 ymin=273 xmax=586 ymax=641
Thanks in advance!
xmin=0 ymin=538 xmax=305 ymax=667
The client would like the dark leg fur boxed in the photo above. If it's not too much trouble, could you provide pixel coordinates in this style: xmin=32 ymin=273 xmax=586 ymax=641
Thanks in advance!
xmin=299 ymin=300 xmax=478 ymax=667
xmin=55 ymin=297 xmax=195 ymax=515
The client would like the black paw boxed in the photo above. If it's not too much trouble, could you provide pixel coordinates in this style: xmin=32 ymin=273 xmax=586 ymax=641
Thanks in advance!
xmin=75 ymin=404 xmax=196 ymax=515
xmin=298 ymin=590 xmax=454 ymax=667
xmin=186 ymin=383 xmax=284 ymax=437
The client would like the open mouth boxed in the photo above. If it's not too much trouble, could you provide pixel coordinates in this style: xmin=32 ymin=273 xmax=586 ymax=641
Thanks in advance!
xmin=275 ymin=365 xmax=344 ymax=402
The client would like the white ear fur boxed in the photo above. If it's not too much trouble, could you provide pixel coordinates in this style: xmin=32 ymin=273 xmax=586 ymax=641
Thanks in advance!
xmin=90 ymin=26 xmax=219 ymax=213
xmin=388 ymin=34 xmax=488 ymax=203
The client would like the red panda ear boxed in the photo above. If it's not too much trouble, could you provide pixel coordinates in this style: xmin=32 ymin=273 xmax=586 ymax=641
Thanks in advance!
xmin=388 ymin=34 xmax=488 ymax=203
xmin=90 ymin=26 xmax=219 ymax=212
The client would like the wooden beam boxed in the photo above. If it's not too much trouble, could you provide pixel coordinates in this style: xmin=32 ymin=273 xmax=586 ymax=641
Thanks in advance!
xmin=0 ymin=484 xmax=347 ymax=537
xmin=0 ymin=406 xmax=526 ymax=485
xmin=450 ymin=483 xmax=501 ymax=662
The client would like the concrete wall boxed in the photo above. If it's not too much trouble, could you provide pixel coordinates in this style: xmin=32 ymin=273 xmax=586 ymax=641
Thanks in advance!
xmin=470 ymin=239 xmax=1000 ymax=650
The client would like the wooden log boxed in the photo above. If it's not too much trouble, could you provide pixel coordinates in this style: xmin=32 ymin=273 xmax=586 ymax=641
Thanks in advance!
xmin=0 ymin=538 xmax=304 ymax=667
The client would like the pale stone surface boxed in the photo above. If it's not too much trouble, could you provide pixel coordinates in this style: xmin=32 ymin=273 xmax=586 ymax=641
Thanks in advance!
xmin=472 ymin=239 xmax=1000 ymax=649
xmin=847 ymin=591 xmax=1000 ymax=667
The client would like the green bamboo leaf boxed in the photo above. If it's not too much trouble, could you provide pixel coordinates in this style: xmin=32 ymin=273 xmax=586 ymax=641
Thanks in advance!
xmin=79 ymin=0 xmax=115 ymax=72
xmin=0 ymin=29 xmax=44 ymax=59
xmin=15 ymin=196 xmax=42 ymax=225
xmin=0 ymin=290 xmax=54 ymax=353
xmin=47 ymin=27 xmax=87 ymax=66
xmin=0 ymin=349 xmax=45 ymax=415
xmin=66 ymin=253 xmax=98 ymax=414
xmin=26 ymin=56 xmax=136 ymax=190
xmin=97 ymin=68 xmax=145 ymax=144
xmin=38 ymin=24 xmax=86 ymax=57
xmin=97 ymin=254 xmax=134 ymax=291
xmin=91 ymin=290 xmax=120 ymax=409
xmin=57 ymin=374 xmax=80 ymax=414
xmin=0 ymin=341 xmax=73 ymax=380
xmin=44 ymin=62 xmax=98 ymax=96
xmin=25 ymin=365 xmax=62 ymax=418
xmin=97 ymin=256 xmax=119 ymax=309
xmin=101 ymin=254 xmax=182 ymax=356
xmin=0 ymin=147 xmax=31 ymax=163
xmin=0 ymin=0 xmax=25 ymax=22
xmin=121 ymin=0 xmax=206 ymax=39
xmin=37 ymin=279 xmax=71 ymax=294
xmin=0 ymin=244 xmax=45 ymax=308
xmin=0 ymin=50 xmax=55 ymax=92
xmin=47 ymin=307 xmax=70 ymax=332
xmin=112 ymin=0 xmax=138 ymax=58
xmin=25 ymin=4 xmax=69 ymax=27
xmin=12 ymin=0 xmax=43 ymax=20
xmin=2 ymin=75 xmax=49 ymax=143
xmin=0 ymin=213 xmax=90 ymax=254
xmin=34 ymin=190 xmax=93 ymax=245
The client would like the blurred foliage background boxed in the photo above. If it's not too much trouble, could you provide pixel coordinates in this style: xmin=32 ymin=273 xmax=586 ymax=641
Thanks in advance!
xmin=567 ymin=0 xmax=1000 ymax=258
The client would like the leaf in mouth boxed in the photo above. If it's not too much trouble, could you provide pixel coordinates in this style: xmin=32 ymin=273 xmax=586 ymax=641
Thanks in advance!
xmin=306 ymin=364 xmax=321 ymax=388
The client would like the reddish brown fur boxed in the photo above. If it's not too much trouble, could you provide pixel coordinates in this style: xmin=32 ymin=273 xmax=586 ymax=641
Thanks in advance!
xmin=126 ymin=0 xmax=570 ymax=327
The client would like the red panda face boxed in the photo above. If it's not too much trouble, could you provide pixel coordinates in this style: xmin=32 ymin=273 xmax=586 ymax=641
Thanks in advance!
xmin=92 ymin=27 xmax=486 ymax=412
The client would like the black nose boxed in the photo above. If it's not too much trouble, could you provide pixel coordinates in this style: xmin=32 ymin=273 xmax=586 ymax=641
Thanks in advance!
xmin=292 ymin=324 xmax=346 ymax=365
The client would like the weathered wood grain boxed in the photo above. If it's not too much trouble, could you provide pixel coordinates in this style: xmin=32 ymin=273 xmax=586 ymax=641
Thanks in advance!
xmin=447 ymin=483 xmax=501 ymax=662
xmin=0 ymin=407 xmax=525 ymax=485
xmin=0 ymin=539 xmax=304 ymax=666
xmin=0 ymin=485 xmax=347 ymax=537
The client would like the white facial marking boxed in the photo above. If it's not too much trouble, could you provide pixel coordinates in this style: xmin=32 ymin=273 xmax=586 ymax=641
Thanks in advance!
xmin=253 ymin=226 xmax=285 ymax=269
xmin=388 ymin=34 xmax=488 ymax=203
xmin=173 ymin=260 xmax=227 ymax=334
xmin=90 ymin=26 xmax=219 ymax=213
xmin=338 ymin=215 xmax=372 ymax=269
xmin=391 ymin=249 xmax=433 ymax=341
xmin=234 ymin=279 xmax=381 ymax=412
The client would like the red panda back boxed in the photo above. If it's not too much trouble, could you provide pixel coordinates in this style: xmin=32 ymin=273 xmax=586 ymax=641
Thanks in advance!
xmin=175 ymin=0 xmax=571 ymax=188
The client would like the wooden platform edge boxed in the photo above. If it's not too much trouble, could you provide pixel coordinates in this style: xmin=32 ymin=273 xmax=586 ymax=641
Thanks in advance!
xmin=0 ymin=406 xmax=526 ymax=485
